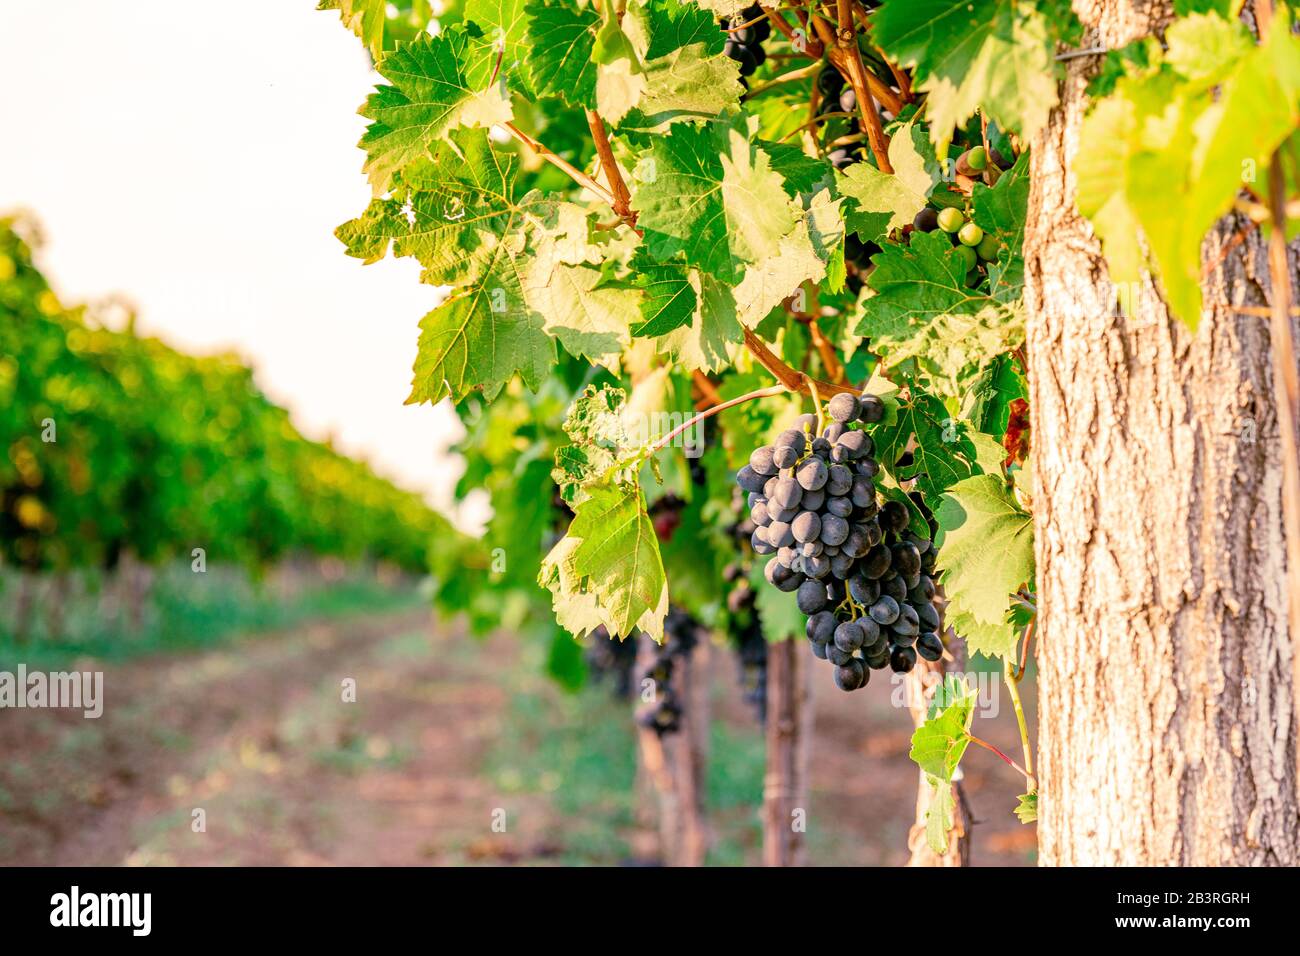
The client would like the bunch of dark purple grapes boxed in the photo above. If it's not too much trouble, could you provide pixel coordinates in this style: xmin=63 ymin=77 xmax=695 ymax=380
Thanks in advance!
xmin=722 ymin=5 xmax=770 ymax=79
xmin=735 ymin=392 xmax=945 ymax=691
xmin=584 ymin=624 xmax=638 ymax=699
xmin=634 ymin=607 xmax=701 ymax=736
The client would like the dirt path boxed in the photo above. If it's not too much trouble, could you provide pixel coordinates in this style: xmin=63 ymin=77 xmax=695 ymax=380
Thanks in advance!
xmin=0 ymin=610 xmax=1033 ymax=866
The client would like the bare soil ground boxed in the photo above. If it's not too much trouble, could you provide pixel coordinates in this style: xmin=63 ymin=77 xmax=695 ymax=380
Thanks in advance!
xmin=0 ymin=609 xmax=1033 ymax=866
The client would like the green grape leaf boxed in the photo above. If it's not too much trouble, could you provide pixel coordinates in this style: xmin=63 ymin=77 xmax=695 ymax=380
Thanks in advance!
xmin=910 ymin=675 xmax=977 ymax=854
xmin=632 ymin=262 xmax=698 ymax=337
xmin=935 ymin=474 xmax=1034 ymax=645
xmin=654 ymin=272 xmax=742 ymax=372
xmin=339 ymin=128 xmax=562 ymax=286
xmin=1077 ymin=10 xmax=1300 ymax=328
xmin=642 ymin=0 xmax=727 ymax=59
xmin=407 ymin=255 xmax=555 ymax=406
xmin=525 ymin=0 xmax=600 ymax=105
xmin=836 ymin=121 xmax=933 ymax=241
xmin=357 ymin=28 xmax=512 ymax=195
xmin=634 ymin=120 xmax=800 ymax=282
xmin=525 ymin=263 xmax=636 ymax=370
xmin=465 ymin=0 xmax=534 ymax=91
xmin=617 ymin=44 xmax=743 ymax=131
xmin=566 ymin=481 xmax=669 ymax=639
xmin=733 ymin=190 xmax=844 ymax=328
xmin=947 ymin=606 xmax=1020 ymax=661
xmin=854 ymin=231 xmax=1010 ymax=339
xmin=873 ymin=0 xmax=1078 ymax=154
xmin=539 ymin=534 xmax=608 ymax=637
xmin=318 ymin=0 xmax=387 ymax=57
xmin=1014 ymin=790 xmax=1039 ymax=824
xmin=872 ymin=389 xmax=997 ymax=501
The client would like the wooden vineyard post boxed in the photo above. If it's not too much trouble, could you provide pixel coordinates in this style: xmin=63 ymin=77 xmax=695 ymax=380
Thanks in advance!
xmin=763 ymin=636 xmax=812 ymax=866
xmin=634 ymin=633 xmax=711 ymax=866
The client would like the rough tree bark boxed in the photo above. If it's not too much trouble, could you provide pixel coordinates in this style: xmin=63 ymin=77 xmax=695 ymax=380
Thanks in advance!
xmin=1024 ymin=0 xmax=1300 ymax=865
xmin=763 ymin=637 xmax=813 ymax=866
xmin=634 ymin=634 xmax=711 ymax=866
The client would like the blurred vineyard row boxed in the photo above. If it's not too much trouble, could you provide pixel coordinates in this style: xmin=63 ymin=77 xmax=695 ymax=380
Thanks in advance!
xmin=0 ymin=213 xmax=447 ymax=594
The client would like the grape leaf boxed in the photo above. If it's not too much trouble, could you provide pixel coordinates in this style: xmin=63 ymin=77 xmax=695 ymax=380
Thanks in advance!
xmin=565 ymin=481 xmax=669 ymax=639
xmin=631 ymin=262 xmax=697 ymax=337
xmin=873 ymin=0 xmax=1079 ymax=154
xmin=525 ymin=0 xmax=600 ymax=105
xmin=617 ymin=44 xmax=743 ymax=131
xmin=760 ymin=140 xmax=835 ymax=198
xmin=465 ymin=0 xmax=534 ymax=91
xmin=947 ymin=606 xmax=1020 ymax=661
xmin=836 ymin=121 xmax=933 ymax=242
xmin=934 ymin=475 xmax=1033 ymax=641
xmin=854 ymin=231 xmax=1014 ymax=340
xmin=733 ymin=190 xmax=844 ymax=328
xmin=1014 ymin=791 xmax=1039 ymax=824
xmin=407 ymin=253 xmax=555 ymax=406
xmin=872 ymin=389 xmax=998 ymax=501
xmin=338 ymin=128 xmax=556 ymax=286
xmin=318 ymin=0 xmax=387 ymax=57
xmin=634 ymin=120 xmax=800 ymax=282
xmin=909 ymin=675 xmax=977 ymax=854
xmin=357 ymin=28 xmax=512 ymax=195
xmin=642 ymin=0 xmax=727 ymax=60
xmin=1076 ymin=10 xmax=1300 ymax=328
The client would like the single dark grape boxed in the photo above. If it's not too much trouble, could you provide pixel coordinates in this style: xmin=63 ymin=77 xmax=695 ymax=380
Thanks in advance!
xmin=916 ymin=631 xmax=944 ymax=661
xmin=834 ymin=620 xmax=864 ymax=652
xmin=807 ymin=610 xmax=837 ymax=643
xmin=869 ymin=595 xmax=900 ymax=625
xmin=889 ymin=644 xmax=917 ymax=673
xmin=913 ymin=207 xmax=939 ymax=232
xmin=796 ymin=457 xmax=828 ymax=492
xmin=796 ymin=578 xmax=829 ymax=613
xmin=834 ymin=659 xmax=865 ymax=691
xmin=828 ymin=392 xmax=860 ymax=423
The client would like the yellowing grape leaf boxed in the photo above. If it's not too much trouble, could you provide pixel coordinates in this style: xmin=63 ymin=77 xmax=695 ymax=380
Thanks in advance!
xmin=358 ymin=28 xmax=513 ymax=195
xmin=935 ymin=475 xmax=1034 ymax=642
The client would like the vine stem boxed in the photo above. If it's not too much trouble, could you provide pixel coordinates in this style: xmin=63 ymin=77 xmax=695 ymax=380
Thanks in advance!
xmin=502 ymin=122 xmax=613 ymax=204
xmin=1259 ymin=0 xmax=1300 ymax=800
xmin=647 ymin=385 xmax=786 ymax=455
xmin=811 ymin=8 xmax=892 ymax=171
xmin=742 ymin=327 xmax=858 ymax=397
xmin=585 ymin=110 xmax=636 ymax=226
xmin=1267 ymin=153 xmax=1300 ymax=796
xmin=1003 ymin=659 xmax=1035 ymax=789
xmin=966 ymin=733 xmax=1035 ymax=789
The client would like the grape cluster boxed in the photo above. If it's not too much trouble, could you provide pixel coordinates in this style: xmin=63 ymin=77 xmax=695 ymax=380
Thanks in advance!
xmin=735 ymin=392 xmax=945 ymax=691
xmin=634 ymin=607 xmax=701 ymax=736
xmin=910 ymin=146 xmax=1016 ymax=288
xmin=722 ymin=6 xmax=771 ymax=79
xmin=584 ymin=624 xmax=638 ymax=699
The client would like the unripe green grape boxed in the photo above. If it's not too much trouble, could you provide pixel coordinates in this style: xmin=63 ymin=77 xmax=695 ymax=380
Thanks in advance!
xmin=958 ymin=222 xmax=983 ymax=247
xmin=937 ymin=207 xmax=964 ymax=233
xmin=976 ymin=234 xmax=1000 ymax=261
xmin=954 ymin=244 xmax=978 ymax=272
xmin=966 ymin=145 xmax=988 ymax=171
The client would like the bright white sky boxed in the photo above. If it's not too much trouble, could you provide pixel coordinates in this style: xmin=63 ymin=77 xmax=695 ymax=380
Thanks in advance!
xmin=0 ymin=2 xmax=473 ymax=516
